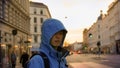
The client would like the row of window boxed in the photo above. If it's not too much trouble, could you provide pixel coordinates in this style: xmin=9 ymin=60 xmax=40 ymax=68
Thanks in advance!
xmin=34 ymin=8 xmax=43 ymax=15
xmin=33 ymin=17 xmax=44 ymax=23
xmin=32 ymin=17 xmax=44 ymax=33
xmin=0 ymin=0 xmax=30 ymax=33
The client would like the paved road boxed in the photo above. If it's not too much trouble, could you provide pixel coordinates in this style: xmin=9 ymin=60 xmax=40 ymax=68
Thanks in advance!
xmin=16 ymin=59 xmax=22 ymax=68
xmin=5 ymin=54 xmax=120 ymax=68
xmin=66 ymin=54 xmax=120 ymax=68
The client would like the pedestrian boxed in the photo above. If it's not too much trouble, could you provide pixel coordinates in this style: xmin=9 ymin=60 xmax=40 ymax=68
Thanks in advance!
xmin=20 ymin=51 xmax=29 ymax=68
xmin=11 ymin=51 xmax=17 ymax=68
xmin=28 ymin=18 xmax=69 ymax=68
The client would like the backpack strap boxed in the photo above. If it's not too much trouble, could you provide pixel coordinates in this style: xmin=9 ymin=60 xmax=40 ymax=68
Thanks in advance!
xmin=39 ymin=52 xmax=50 ymax=68
xmin=28 ymin=52 xmax=50 ymax=68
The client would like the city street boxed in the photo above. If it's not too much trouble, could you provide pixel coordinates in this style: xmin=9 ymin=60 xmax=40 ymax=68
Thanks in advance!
xmin=0 ymin=0 xmax=120 ymax=68
xmin=14 ymin=54 xmax=120 ymax=68
xmin=66 ymin=54 xmax=120 ymax=68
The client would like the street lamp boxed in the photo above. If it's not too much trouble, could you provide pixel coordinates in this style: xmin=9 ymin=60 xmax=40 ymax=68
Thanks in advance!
xmin=89 ymin=33 xmax=93 ymax=38
xmin=24 ymin=39 xmax=31 ymax=54
xmin=12 ymin=29 xmax=17 ymax=47
xmin=88 ymin=33 xmax=93 ymax=53
xmin=97 ymin=41 xmax=101 ymax=58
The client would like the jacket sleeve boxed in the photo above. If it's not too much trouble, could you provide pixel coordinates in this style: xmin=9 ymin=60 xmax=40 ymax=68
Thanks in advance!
xmin=28 ymin=55 xmax=44 ymax=68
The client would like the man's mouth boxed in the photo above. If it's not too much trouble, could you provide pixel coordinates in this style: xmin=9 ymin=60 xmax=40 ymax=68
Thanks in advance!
xmin=55 ymin=40 xmax=59 ymax=42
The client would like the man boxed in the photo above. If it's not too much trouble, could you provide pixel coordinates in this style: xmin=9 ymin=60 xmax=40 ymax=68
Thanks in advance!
xmin=11 ymin=51 xmax=17 ymax=68
xmin=28 ymin=18 xmax=69 ymax=68
xmin=20 ymin=51 xmax=29 ymax=68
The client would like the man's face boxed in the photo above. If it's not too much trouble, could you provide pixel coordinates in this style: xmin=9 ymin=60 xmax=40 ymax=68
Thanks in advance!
xmin=50 ymin=31 xmax=64 ymax=47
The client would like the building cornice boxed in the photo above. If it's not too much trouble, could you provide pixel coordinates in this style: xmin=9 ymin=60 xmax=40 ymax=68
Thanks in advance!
xmin=30 ymin=1 xmax=51 ymax=17
xmin=107 ymin=0 xmax=119 ymax=13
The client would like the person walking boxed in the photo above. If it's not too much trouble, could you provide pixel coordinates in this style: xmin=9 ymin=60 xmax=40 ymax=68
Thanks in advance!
xmin=11 ymin=51 xmax=17 ymax=68
xmin=20 ymin=51 xmax=29 ymax=68
xmin=28 ymin=18 xmax=69 ymax=68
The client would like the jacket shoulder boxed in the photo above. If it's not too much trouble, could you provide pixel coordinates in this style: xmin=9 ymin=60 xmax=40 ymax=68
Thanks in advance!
xmin=28 ymin=55 xmax=44 ymax=68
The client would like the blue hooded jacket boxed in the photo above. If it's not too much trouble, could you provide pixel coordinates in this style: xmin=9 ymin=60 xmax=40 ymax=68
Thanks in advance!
xmin=28 ymin=18 xmax=69 ymax=68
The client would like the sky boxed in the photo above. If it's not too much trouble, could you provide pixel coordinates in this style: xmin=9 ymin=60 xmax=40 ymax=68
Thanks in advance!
xmin=30 ymin=0 xmax=114 ymax=43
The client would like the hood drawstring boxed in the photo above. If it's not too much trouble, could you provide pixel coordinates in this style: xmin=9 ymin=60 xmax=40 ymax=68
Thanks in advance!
xmin=57 ymin=46 xmax=69 ymax=60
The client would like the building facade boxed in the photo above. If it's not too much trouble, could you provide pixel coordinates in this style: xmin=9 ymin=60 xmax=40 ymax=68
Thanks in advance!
xmin=0 ymin=0 xmax=30 ymax=66
xmin=83 ymin=0 xmax=120 ymax=54
xmin=30 ymin=2 xmax=51 ymax=48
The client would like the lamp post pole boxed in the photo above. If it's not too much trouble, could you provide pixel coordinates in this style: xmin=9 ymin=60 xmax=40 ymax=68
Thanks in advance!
xmin=12 ymin=29 xmax=17 ymax=50
xmin=97 ymin=41 xmax=101 ymax=58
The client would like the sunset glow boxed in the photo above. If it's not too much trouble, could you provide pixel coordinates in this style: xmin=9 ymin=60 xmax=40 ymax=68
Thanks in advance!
xmin=30 ymin=0 xmax=114 ymax=43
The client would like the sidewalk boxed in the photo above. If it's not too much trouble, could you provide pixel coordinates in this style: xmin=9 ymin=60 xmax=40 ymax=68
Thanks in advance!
xmin=67 ymin=54 xmax=120 ymax=68
xmin=1 ymin=57 xmax=22 ymax=68
xmin=16 ymin=58 xmax=22 ymax=68
xmin=68 ymin=62 xmax=113 ymax=68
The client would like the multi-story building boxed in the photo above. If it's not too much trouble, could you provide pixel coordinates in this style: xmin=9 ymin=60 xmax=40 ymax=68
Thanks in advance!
xmin=83 ymin=0 xmax=120 ymax=54
xmin=0 ymin=0 xmax=30 ymax=66
xmin=30 ymin=2 xmax=51 ymax=48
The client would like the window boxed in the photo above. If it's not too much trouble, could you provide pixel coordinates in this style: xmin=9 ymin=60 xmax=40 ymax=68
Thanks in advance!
xmin=34 ymin=35 xmax=37 ymax=43
xmin=98 ymin=35 xmax=100 ymax=39
xmin=5 ymin=38 xmax=7 ymax=42
xmin=98 ymin=24 xmax=100 ymax=28
xmin=40 ymin=18 xmax=43 ymax=23
xmin=40 ymin=10 xmax=43 ymax=15
xmin=34 ymin=26 xmax=37 ymax=32
xmin=34 ymin=17 xmax=37 ymax=23
xmin=34 ymin=8 xmax=36 ymax=14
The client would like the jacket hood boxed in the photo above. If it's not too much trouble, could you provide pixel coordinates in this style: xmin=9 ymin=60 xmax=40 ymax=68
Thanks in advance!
xmin=40 ymin=18 xmax=67 ymax=55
